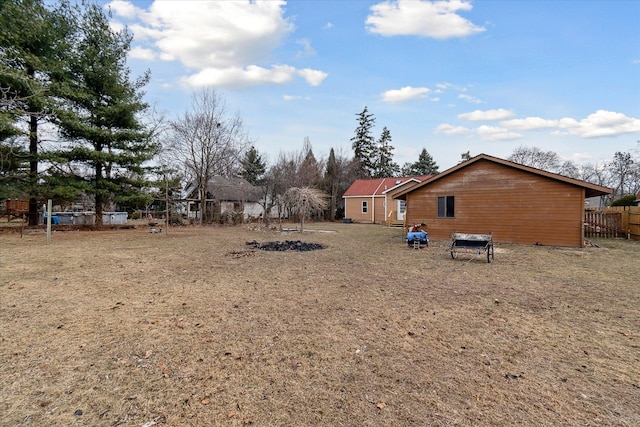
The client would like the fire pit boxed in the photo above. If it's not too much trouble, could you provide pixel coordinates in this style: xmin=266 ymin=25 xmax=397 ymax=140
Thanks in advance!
xmin=245 ymin=240 xmax=325 ymax=252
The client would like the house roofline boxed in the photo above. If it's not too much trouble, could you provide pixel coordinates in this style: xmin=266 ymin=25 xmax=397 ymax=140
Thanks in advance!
xmin=381 ymin=177 xmax=423 ymax=194
xmin=393 ymin=153 xmax=613 ymax=200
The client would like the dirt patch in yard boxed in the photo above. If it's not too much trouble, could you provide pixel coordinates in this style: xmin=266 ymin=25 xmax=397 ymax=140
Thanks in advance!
xmin=1 ymin=223 xmax=638 ymax=426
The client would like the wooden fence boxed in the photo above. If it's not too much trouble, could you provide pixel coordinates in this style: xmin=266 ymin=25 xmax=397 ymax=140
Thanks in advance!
xmin=584 ymin=206 xmax=640 ymax=241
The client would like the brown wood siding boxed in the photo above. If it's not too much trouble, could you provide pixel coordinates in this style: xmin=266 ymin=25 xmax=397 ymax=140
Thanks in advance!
xmin=344 ymin=196 xmax=387 ymax=223
xmin=345 ymin=197 xmax=375 ymax=223
xmin=373 ymin=197 xmax=386 ymax=224
xmin=405 ymin=160 xmax=585 ymax=247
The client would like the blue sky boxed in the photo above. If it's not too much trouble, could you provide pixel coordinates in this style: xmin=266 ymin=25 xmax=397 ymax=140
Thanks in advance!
xmin=105 ymin=0 xmax=640 ymax=171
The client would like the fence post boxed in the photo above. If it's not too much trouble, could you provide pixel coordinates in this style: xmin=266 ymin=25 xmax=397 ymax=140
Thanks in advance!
xmin=46 ymin=199 xmax=52 ymax=245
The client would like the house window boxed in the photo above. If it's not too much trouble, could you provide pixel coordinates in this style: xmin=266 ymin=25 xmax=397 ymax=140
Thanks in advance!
xmin=362 ymin=201 xmax=368 ymax=213
xmin=399 ymin=200 xmax=406 ymax=214
xmin=437 ymin=196 xmax=455 ymax=218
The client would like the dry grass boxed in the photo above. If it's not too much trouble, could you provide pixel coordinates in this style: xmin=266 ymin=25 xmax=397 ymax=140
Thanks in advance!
xmin=1 ymin=223 xmax=638 ymax=426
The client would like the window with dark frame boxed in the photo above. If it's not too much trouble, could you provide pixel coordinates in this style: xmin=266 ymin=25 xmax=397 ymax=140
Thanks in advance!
xmin=362 ymin=201 xmax=368 ymax=213
xmin=437 ymin=195 xmax=455 ymax=218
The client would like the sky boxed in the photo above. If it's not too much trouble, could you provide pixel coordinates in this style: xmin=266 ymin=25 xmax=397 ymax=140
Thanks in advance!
xmin=104 ymin=0 xmax=640 ymax=171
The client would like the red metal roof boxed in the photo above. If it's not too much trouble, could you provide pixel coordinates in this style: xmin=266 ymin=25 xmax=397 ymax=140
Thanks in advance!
xmin=343 ymin=176 xmax=431 ymax=197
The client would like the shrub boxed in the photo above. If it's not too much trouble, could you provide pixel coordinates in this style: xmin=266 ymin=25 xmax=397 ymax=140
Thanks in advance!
xmin=611 ymin=194 xmax=636 ymax=206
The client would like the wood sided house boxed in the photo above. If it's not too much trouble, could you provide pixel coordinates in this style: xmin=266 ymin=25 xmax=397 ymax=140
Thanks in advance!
xmin=394 ymin=154 xmax=612 ymax=248
xmin=342 ymin=176 xmax=430 ymax=226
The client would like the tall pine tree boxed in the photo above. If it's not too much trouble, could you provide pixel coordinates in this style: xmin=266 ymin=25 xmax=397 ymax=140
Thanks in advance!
xmin=323 ymin=148 xmax=338 ymax=221
xmin=372 ymin=126 xmax=399 ymax=178
xmin=240 ymin=146 xmax=266 ymax=186
xmin=350 ymin=106 xmax=376 ymax=178
xmin=401 ymin=148 xmax=439 ymax=176
xmin=54 ymin=3 xmax=158 ymax=224
xmin=0 ymin=0 xmax=72 ymax=223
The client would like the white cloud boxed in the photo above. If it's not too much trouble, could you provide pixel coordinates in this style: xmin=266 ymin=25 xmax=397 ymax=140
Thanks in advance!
xmin=127 ymin=23 xmax=164 ymax=41
xmin=434 ymin=123 xmax=471 ymax=135
xmin=323 ymin=22 xmax=334 ymax=30
xmin=146 ymin=1 xmax=293 ymax=69
xmin=106 ymin=0 xmax=141 ymax=19
xmin=458 ymin=109 xmax=514 ymax=121
xmin=435 ymin=82 xmax=452 ymax=91
xmin=297 ymin=69 xmax=328 ymax=86
xmin=501 ymin=110 xmax=640 ymax=138
xmin=295 ymin=39 xmax=316 ymax=59
xmin=476 ymin=125 xmax=522 ymax=141
xmin=129 ymin=46 xmax=157 ymax=61
xmin=181 ymin=65 xmax=297 ymax=88
xmin=434 ymin=82 xmax=468 ymax=94
xmin=283 ymin=95 xmax=311 ymax=101
xmin=366 ymin=0 xmax=486 ymax=39
xmin=108 ymin=20 xmax=125 ymax=33
xmin=564 ymin=110 xmax=640 ymax=138
xmin=382 ymin=86 xmax=430 ymax=103
xmin=501 ymin=117 xmax=560 ymax=130
xmin=458 ymin=94 xmax=482 ymax=104
xmin=106 ymin=1 xmax=327 ymax=88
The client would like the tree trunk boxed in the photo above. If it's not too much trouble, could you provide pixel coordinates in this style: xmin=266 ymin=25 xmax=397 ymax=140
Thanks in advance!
xmin=28 ymin=113 xmax=39 ymax=225
xmin=199 ymin=186 xmax=205 ymax=225
xmin=329 ymin=182 xmax=337 ymax=221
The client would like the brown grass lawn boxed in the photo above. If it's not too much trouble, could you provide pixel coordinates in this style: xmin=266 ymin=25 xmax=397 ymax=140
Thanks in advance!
xmin=1 ymin=223 xmax=638 ymax=426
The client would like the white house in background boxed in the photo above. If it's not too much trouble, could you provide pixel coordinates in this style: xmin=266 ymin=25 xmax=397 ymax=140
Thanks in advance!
xmin=184 ymin=177 xmax=263 ymax=221
xmin=184 ymin=177 xmax=283 ymax=221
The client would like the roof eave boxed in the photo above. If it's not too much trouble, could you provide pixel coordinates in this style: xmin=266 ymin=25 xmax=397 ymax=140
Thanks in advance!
xmin=393 ymin=153 xmax=613 ymax=199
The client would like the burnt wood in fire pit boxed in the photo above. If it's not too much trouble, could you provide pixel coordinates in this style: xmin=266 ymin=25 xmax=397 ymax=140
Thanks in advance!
xmin=245 ymin=240 xmax=325 ymax=252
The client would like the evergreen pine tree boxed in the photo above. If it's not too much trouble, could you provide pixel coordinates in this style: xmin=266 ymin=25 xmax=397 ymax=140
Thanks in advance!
xmin=401 ymin=148 xmax=439 ymax=176
xmin=53 ymin=4 xmax=159 ymax=224
xmin=323 ymin=147 xmax=338 ymax=220
xmin=460 ymin=151 xmax=472 ymax=162
xmin=0 ymin=139 xmax=30 ymax=199
xmin=372 ymin=126 xmax=399 ymax=178
xmin=350 ymin=106 xmax=376 ymax=178
xmin=240 ymin=146 xmax=266 ymax=186
xmin=0 ymin=0 xmax=72 ymax=223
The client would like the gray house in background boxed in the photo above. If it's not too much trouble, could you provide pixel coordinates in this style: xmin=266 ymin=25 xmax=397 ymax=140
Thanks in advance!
xmin=184 ymin=177 xmax=263 ymax=221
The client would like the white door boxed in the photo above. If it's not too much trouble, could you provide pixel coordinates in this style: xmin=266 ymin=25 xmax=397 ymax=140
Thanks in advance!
xmin=397 ymin=199 xmax=406 ymax=221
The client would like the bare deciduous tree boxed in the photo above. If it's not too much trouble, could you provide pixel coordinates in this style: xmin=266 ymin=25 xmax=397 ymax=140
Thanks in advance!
xmin=508 ymin=146 xmax=561 ymax=172
xmin=298 ymin=137 xmax=324 ymax=188
xmin=323 ymin=146 xmax=357 ymax=221
xmin=169 ymin=89 xmax=251 ymax=224
xmin=608 ymin=151 xmax=637 ymax=199
xmin=283 ymin=186 xmax=328 ymax=232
